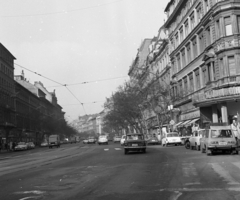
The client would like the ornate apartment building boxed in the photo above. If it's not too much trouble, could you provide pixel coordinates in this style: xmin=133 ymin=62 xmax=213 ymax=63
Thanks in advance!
xmin=164 ymin=0 xmax=240 ymax=133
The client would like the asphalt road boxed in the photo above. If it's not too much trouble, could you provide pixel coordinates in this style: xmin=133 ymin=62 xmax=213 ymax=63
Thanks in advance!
xmin=1 ymin=142 xmax=240 ymax=200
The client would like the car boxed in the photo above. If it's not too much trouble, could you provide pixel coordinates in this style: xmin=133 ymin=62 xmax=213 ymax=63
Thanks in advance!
xmin=27 ymin=142 xmax=35 ymax=149
xmin=200 ymin=125 xmax=238 ymax=155
xmin=124 ymin=134 xmax=146 ymax=154
xmin=120 ymin=135 xmax=126 ymax=146
xmin=113 ymin=135 xmax=121 ymax=143
xmin=14 ymin=142 xmax=28 ymax=151
xmin=147 ymin=136 xmax=159 ymax=145
xmin=185 ymin=129 xmax=204 ymax=151
xmin=40 ymin=141 xmax=48 ymax=147
xmin=83 ymin=138 xmax=88 ymax=144
xmin=87 ymin=136 xmax=96 ymax=144
xmin=162 ymin=132 xmax=182 ymax=146
xmin=98 ymin=135 xmax=108 ymax=145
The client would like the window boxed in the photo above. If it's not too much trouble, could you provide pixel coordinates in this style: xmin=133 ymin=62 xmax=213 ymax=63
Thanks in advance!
xmin=178 ymin=80 xmax=183 ymax=96
xmin=181 ymin=48 xmax=186 ymax=68
xmin=183 ymin=77 xmax=188 ymax=94
xmin=177 ymin=53 xmax=181 ymax=71
xmin=202 ymin=66 xmax=208 ymax=85
xmin=207 ymin=63 xmax=212 ymax=82
xmin=180 ymin=26 xmax=184 ymax=42
xmin=238 ymin=16 xmax=240 ymax=33
xmin=206 ymin=27 xmax=211 ymax=46
xmin=175 ymin=32 xmax=179 ymax=47
xmin=185 ymin=19 xmax=189 ymax=36
xmin=190 ymin=12 xmax=195 ymax=30
xmin=219 ymin=58 xmax=224 ymax=77
xmin=189 ymin=73 xmax=194 ymax=92
xmin=216 ymin=20 xmax=220 ymax=39
xmin=204 ymin=0 xmax=209 ymax=13
xmin=228 ymin=56 xmax=236 ymax=76
xmin=195 ymin=69 xmax=201 ymax=90
xmin=192 ymin=37 xmax=198 ymax=59
xmin=199 ymin=31 xmax=205 ymax=53
xmin=186 ymin=43 xmax=192 ymax=64
xmin=224 ymin=17 xmax=232 ymax=36
xmin=212 ymin=62 xmax=216 ymax=80
xmin=196 ymin=3 xmax=202 ymax=23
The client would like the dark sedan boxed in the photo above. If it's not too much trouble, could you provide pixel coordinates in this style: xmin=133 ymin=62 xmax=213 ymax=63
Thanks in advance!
xmin=123 ymin=134 xmax=146 ymax=154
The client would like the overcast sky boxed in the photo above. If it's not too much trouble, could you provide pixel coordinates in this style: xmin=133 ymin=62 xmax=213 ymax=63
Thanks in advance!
xmin=0 ymin=0 xmax=169 ymax=121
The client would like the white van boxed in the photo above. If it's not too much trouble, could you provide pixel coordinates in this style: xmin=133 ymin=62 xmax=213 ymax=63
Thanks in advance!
xmin=49 ymin=135 xmax=60 ymax=148
xmin=162 ymin=132 xmax=181 ymax=146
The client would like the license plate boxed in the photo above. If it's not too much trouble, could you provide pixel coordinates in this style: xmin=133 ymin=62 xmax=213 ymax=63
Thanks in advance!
xmin=219 ymin=142 xmax=227 ymax=145
xmin=132 ymin=144 xmax=138 ymax=147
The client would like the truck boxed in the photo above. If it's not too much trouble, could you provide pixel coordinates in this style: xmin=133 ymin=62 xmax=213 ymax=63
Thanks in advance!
xmin=70 ymin=136 xmax=80 ymax=143
xmin=48 ymin=135 xmax=60 ymax=148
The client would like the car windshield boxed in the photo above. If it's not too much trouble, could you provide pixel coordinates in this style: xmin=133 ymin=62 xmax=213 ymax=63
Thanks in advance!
xmin=167 ymin=133 xmax=178 ymax=137
xmin=18 ymin=142 xmax=25 ymax=145
xmin=99 ymin=136 xmax=106 ymax=138
xmin=211 ymin=129 xmax=233 ymax=138
xmin=127 ymin=135 xmax=144 ymax=140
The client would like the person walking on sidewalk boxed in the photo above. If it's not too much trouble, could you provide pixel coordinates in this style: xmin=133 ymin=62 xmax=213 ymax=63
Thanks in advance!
xmin=231 ymin=115 xmax=240 ymax=145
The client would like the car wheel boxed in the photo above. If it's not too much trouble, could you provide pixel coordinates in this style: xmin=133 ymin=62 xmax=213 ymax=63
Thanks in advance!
xmin=124 ymin=149 xmax=128 ymax=155
xmin=207 ymin=148 xmax=212 ymax=156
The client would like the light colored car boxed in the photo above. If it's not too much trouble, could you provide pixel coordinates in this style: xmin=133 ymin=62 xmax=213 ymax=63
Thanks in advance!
xmin=113 ymin=136 xmax=121 ymax=143
xmin=123 ymin=134 xmax=146 ymax=154
xmin=200 ymin=126 xmax=238 ymax=155
xmin=98 ymin=135 xmax=108 ymax=145
xmin=185 ymin=129 xmax=205 ymax=150
xmin=88 ymin=136 xmax=96 ymax=144
xmin=15 ymin=142 xmax=28 ymax=151
xmin=83 ymin=138 xmax=88 ymax=144
xmin=120 ymin=135 xmax=126 ymax=146
xmin=162 ymin=132 xmax=181 ymax=146
xmin=147 ymin=136 xmax=159 ymax=145
xmin=27 ymin=142 xmax=35 ymax=149
xmin=40 ymin=141 xmax=48 ymax=147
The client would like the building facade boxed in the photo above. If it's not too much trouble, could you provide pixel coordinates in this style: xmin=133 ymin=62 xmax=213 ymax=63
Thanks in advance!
xmin=164 ymin=0 xmax=240 ymax=134
xmin=0 ymin=43 xmax=16 ymax=143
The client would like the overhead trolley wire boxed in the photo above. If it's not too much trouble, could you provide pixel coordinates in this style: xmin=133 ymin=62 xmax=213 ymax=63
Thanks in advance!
xmin=14 ymin=63 xmax=87 ymax=115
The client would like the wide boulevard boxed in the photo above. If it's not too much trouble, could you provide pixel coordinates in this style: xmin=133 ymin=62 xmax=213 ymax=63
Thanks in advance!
xmin=1 ymin=142 xmax=240 ymax=200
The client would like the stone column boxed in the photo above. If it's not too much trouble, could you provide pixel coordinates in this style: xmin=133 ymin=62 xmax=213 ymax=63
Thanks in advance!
xmin=221 ymin=102 xmax=228 ymax=123
xmin=212 ymin=104 xmax=218 ymax=123
xmin=232 ymin=15 xmax=238 ymax=34
xmin=219 ymin=17 xmax=225 ymax=37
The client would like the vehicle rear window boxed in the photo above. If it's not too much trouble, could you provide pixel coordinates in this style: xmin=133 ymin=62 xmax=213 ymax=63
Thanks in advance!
xmin=167 ymin=133 xmax=178 ymax=137
xmin=127 ymin=135 xmax=144 ymax=140
xmin=211 ymin=130 xmax=233 ymax=138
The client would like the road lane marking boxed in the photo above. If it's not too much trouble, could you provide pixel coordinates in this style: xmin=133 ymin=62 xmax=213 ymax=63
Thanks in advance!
xmin=104 ymin=149 xmax=109 ymax=151
xmin=210 ymin=163 xmax=240 ymax=185
xmin=232 ymin=162 xmax=240 ymax=170
xmin=15 ymin=190 xmax=46 ymax=195
xmin=115 ymin=148 xmax=121 ymax=150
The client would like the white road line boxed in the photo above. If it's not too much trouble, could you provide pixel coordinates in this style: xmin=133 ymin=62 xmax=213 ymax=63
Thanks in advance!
xmin=211 ymin=163 xmax=240 ymax=185
xmin=232 ymin=162 xmax=240 ymax=170
xmin=104 ymin=149 xmax=109 ymax=151
xmin=115 ymin=148 xmax=122 ymax=150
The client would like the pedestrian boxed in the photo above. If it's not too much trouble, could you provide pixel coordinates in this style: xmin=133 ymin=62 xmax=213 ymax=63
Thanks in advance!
xmin=12 ymin=142 xmax=16 ymax=151
xmin=231 ymin=115 xmax=240 ymax=144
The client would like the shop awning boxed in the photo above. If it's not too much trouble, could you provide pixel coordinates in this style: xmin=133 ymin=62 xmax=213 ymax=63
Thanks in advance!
xmin=179 ymin=120 xmax=192 ymax=127
xmin=175 ymin=121 xmax=184 ymax=127
xmin=188 ymin=118 xmax=200 ymax=125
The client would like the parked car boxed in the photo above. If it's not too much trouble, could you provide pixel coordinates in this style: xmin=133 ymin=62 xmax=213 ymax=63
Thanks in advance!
xmin=40 ymin=141 xmax=48 ymax=147
xmin=185 ymin=129 xmax=204 ymax=150
xmin=27 ymin=142 xmax=35 ymax=149
xmin=123 ymin=134 xmax=146 ymax=154
xmin=48 ymin=135 xmax=60 ymax=148
xmin=113 ymin=135 xmax=121 ymax=143
xmin=98 ymin=135 xmax=108 ymax=145
xmin=15 ymin=142 xmax=28 ymax=151
xmin=200 ymin=125 xmax=238 ymax=155
xmin=88 ymin=136 xmax=96 ymax=144
xmin=120 ymin=135 xmax=126 ymax=146
xmin=162 ymin=132 xmax=182 ymax=146
xmin=147 ymin=135 xmax=159 ymax=145
xmin=83 ymin=138 xmax=88 ymax=144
